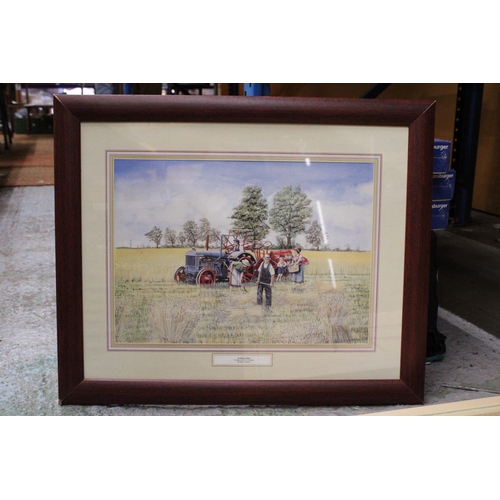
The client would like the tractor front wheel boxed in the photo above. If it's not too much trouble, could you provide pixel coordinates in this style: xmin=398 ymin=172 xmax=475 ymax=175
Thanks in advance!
xmin=196 ymin=268 xmax=216 ymax=286
xmin=174 ymin=266 xmax=186 ymax=283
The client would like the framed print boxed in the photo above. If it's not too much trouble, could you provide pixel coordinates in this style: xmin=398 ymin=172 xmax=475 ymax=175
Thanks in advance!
xmin=54 ymin=95 xmax=435 ymax=406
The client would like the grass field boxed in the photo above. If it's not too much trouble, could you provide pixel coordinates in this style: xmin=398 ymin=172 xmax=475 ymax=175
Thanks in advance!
xmin=113 ymin=248 xmax=373 ymax=347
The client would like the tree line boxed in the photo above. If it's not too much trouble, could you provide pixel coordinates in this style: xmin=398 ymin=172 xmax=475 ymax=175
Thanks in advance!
xmin=144 ymin=184 xmax=327 ymax=250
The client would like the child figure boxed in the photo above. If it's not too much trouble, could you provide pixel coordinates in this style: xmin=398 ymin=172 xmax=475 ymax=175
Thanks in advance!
xmin=276 ymin=256 xmax=287 ymax=281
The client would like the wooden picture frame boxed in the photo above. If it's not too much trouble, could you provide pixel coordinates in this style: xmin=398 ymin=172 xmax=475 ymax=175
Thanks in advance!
xmin=54 ymin=94 xmax=435 ymax=406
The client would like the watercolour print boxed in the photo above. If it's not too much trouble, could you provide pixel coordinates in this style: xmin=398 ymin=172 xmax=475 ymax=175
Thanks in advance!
xmin=108 ymin=152 xmax=381 ymax=352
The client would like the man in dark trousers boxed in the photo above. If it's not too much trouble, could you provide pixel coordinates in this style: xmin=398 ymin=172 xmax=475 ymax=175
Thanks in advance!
xmin=257 ymin=254 xmax=275 ymax=309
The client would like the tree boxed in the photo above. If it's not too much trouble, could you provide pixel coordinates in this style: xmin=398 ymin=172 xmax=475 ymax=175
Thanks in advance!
xmin=183 ymin=220 xmax=199 ymax=247
xmin=269 ymin=185 xmax=313 ymax=248
xmin=275 ymin=235 xmax=288 ymax=249
xmin=198 ymin=218 xmax=211 ymax=239
xmin=145 ymin=226 xmax=163 ymax=248
xmin=177 ymin=231 xmax=187 ymax=247
xmin=198 ymin=218 xmax=212 ymax=247
xmin=164 ymin=226 xmax=177 ymax=247
xmin=230 ymin=185 xmax=269 ymax=243
xmin=305 ymin=220 xmax=324 ymax=251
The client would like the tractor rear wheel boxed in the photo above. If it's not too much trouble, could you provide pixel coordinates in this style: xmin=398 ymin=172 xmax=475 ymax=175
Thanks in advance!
xmin=236 ymin=252 xmax=257 ymax=282
xmin=196 ymin=268 xmax=216 ymax=286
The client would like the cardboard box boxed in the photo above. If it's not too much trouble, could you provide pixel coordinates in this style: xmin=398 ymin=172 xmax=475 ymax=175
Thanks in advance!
xmin=433 ymin=170 xmax=456 ymax=201
xmin=432 ymin=201 xmax=450 ymax=230
xmin=434 ymin=139 xmax=451 ymax=172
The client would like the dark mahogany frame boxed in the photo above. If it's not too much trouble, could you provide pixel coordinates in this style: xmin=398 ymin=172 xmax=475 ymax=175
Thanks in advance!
xmin=54 ymin=94 xmax=435 ymax=406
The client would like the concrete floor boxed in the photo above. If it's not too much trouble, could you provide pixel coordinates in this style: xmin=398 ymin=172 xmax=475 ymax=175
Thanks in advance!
xmin=1 ymin=186 xmax=500 ymax=415
xmin=436 ymin=211 xmax=500 ymax=339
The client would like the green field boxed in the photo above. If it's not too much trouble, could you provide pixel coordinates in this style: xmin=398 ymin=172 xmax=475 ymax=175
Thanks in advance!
xmin=113 ymin=248 xmax=372 ymax=347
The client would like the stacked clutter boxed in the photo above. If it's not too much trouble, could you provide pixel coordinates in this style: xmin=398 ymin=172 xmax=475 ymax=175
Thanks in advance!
xmin=427 ymin=139 xmax=453 ymax=363
xmin=431 ymin=139 xmax=455 ymax=229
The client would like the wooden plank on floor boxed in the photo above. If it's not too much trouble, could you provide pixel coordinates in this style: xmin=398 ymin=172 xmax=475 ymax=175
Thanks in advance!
xmin=365 ymin=396 xmax=500 ymax=416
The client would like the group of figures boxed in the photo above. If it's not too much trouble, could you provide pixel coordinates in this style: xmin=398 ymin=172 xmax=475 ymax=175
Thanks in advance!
xmin=229 ymin=247 xmax=307 ymax=309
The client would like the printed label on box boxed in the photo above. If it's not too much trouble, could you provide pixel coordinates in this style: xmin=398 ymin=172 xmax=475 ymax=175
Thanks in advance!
xmin=432 ymin=170 xmax=456 ymax=200
xmin=431 ymin=201 xmax=450 ymax=230
xmin=434 ymin=139 xmax=451 ymax=172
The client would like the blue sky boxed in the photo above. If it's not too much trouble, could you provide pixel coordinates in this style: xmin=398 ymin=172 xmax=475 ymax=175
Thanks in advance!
xmin=112 ymin=158 xmax=376 ymax=250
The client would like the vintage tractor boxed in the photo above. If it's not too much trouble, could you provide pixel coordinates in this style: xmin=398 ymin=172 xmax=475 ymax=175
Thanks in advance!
xmin=173 ymin=232 xmax=308 ymax=286
xmin=173 ymin=233 xmax=258 ymax=286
